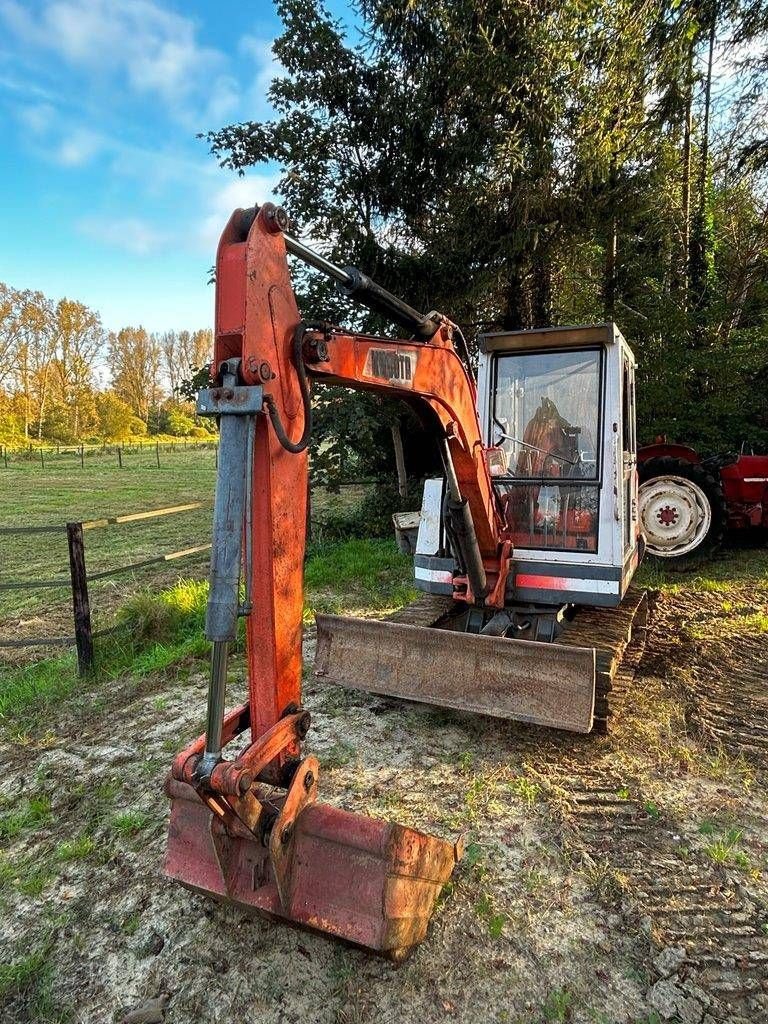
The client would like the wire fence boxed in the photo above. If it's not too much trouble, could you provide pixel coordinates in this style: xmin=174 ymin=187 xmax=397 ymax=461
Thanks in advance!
xmin=0 ymin=439 xmax=219 ymax=469
xmin=0 ymin=503 xmax=211 ymax=673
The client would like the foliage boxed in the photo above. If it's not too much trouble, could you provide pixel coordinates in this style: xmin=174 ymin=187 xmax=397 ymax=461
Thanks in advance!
xmin=95 ymin=391 xmax=136 ymax=441
xmin=313 ymin=480 xmax=415 ymax=539
xmin=205 ymin=0 xmax=768 ymax=457
xmin=0 ymin=282 xmax=213 ymax=443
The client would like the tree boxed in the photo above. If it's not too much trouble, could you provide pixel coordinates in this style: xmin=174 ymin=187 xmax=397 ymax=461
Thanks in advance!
xmin=50 ymin=299 xmax=105 ymax=437
xmin=96 ymin=391 xmax=136 ymax=440
xmin=109 ymin=327 xmax=163 ymax=423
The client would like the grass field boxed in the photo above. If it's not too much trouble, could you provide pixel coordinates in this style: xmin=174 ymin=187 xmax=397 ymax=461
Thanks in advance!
xmin=0 ymin=447 xmax=371 ymax=653
xmin=0 ymin=446 xmax=218 ymax=622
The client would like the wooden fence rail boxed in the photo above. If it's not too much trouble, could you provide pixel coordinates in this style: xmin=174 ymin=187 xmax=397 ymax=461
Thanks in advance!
xmin=0 ymin=502 xmax=210 ymax=674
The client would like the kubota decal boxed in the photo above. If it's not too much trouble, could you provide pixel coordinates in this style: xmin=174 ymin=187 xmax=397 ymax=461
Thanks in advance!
xmin=363 ymin=348 xmax=417 ymax=387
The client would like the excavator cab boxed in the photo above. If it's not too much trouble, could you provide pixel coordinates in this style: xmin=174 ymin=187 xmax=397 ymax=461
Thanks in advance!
xmin=415 ymin=324 xmax=640 ymax=609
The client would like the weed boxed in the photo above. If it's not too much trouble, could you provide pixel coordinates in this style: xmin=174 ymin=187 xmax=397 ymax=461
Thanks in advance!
xmin=0 ymin=852 xmax=55 ymax=896
xmin=111 ymin=810 xmax=151 ymax=835
xmin=322 ymin=740 xmax=356 ymax=769
xmin=521 ymin=867 xmax=547 ymax=895
xmin=581 ymin=860 xmax=628 ymax=903
xmin=475 ymin=892 xmax=506 ymax=938
xmin=510 ymin=775 xmax=540 ymax=806
xmin=55 ymin=835 xmax=95 ymax=861
xmin=18 ymin=863 xmax=55 ymax=897
xmin=543 ymin=988 xmax=573 ymax=1022
xmin=122 ymin=912 xmax=141 ymax=935
xmin=464 ymin=841 xmax=485 ymax=870
xmin=0 ymin=936 xmax=68 ymax=1021
xmin=458 ymin=750 xmax=475 ymax=773
xmin=0 ymin=794 xmax=52 ymax=840
xmin=643 ymin=800 xmax=661 ymax=819
xmin=465 ymin=775 xmax=506 ymax=820
xmin=703 ymin=827 xmax=751 ymax=869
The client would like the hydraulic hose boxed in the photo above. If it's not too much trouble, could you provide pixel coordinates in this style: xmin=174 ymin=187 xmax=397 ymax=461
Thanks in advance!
xmin=263 ymin=320 xmax=317 ymax=454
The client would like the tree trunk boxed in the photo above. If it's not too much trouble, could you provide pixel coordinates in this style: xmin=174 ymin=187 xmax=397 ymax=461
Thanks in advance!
xmin=680 ymin=42 xmax=694 ymax=305
xmin=37 ymin=366 xmax=50 ymax=441
xmin=391 ymin=420 xmax=408 ymax=499
xmin=501 ymin=262 xmax=529 ymax=330
xmin=603 ymin=157 xmax=618 ymax=317
xmin=689 ymin=7 xmax=717 ymax=313
xmin=531 ymin=244 xmax=552 ymax=327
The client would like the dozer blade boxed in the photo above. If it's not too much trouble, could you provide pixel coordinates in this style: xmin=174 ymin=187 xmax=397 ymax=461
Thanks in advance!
xmin=314 ymin=614 xmax=596 ymax=734
xmin=165 ymin=777 xmax=459 ymax=961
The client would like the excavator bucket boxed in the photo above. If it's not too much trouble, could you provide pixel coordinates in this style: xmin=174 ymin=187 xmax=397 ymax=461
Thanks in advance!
xmin=315 ymin=614 xmax=597 ymax=733
xmin=165 ymin=770 xmax=459 ymax=960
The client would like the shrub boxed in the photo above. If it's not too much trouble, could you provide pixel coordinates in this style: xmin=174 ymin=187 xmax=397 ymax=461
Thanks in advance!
xmin=316 ymin=480 xmax=416 ymax=540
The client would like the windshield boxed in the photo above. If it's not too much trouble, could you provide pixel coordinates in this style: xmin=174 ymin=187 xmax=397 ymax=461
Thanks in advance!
xmin=492 ymin=348 xmax=601 ymax=481
xmin=491 ymin=348 xmax=602 ymax=553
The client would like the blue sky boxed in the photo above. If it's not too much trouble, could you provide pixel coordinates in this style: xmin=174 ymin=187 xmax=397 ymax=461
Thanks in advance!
xmin=0 ymin=0 xmax=350 ymax=333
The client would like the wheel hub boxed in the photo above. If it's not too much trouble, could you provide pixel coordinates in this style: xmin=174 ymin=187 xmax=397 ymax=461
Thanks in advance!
xmin=638 ymin=475 xmax=712 ymax=557
xmin=657 ymin=505 xmax=679 ymax=526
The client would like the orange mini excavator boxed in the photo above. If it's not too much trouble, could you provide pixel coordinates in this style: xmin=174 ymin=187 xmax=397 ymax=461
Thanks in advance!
xmin=165 ymin=203 xmax=645 ymax=959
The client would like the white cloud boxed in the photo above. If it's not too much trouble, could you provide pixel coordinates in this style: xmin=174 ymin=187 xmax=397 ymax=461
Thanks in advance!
xmin=239 ymin=36 xmax=284 ymax=118
xmin=77 ymin=215 xmax=169 ymax=256
xmin=16 ymin=101 xmax=56 ymax=135
xmin=197 ymin=173 xmax=283 ymax=254
xmin=55 ymin=127 xmax=101 ymax=166
xmin=0 ymin=0 xmax=273 ymax=126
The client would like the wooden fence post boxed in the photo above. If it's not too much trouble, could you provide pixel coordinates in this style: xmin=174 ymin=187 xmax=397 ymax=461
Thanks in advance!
xmin=40 ymin=447 xmax=45 ymax=469
xmin=155 ymin=441 xmax=161 ymax=468
xmin=79 ymin=445 xmax=85 ymax=469
xmin=117 ymin=447 xmax=123 ymax=469
xmin=66 ymin=521 xmax=94 ymax=675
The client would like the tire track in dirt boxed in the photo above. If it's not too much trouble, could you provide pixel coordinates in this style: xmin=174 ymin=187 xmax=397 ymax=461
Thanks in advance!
xmin=688 ymin=634 xmax=768 ymax=767
xmin=550 ymin=615 xmax=768 ymax=1024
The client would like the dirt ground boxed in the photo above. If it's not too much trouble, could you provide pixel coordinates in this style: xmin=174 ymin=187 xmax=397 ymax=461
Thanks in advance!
xmin=1 ymin=585 xmax=767 ymax=1024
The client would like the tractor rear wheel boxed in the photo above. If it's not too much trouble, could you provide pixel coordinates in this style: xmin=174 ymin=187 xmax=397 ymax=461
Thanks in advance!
xmin=638 ymin=456 xmax=726 ymax=567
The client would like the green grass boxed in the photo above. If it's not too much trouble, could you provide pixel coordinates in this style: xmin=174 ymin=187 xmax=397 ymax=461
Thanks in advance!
xmin=542 ymin=989 xmax=574 ymax=1022
xmin=0 ymin=935 xmax=68 ymax=1022
xmin=110 ymin=810 xmax=151 ymax=835
xmin=0 ymin=578 xmax=209 ymax=732
xmin=54 ymin=836 xmax=95 ymax=862
xmin=635 ymin=544 xmax=768 ymax=592
xmin=0 ymin=447 xmax=218 ymax=621
xmin=304 ymin=537 xmax=417 ymax=615
xmin=701 ymin=825 xmax=751 ymax=869
xmin=0 ymin=795 xmax=52 ymax=840
xmin=0 ymin=538 xmax=415 ymax=734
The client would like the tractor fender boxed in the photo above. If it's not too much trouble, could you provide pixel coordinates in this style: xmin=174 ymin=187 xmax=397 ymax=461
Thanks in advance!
xmin=637 ymin=442 xmax=701 ymax=465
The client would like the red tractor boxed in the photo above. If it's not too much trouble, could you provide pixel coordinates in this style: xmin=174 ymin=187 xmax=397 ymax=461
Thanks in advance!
xmin=637 ymin=440 xmax=768 ymax=565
